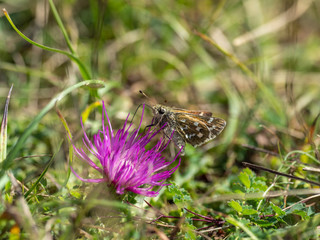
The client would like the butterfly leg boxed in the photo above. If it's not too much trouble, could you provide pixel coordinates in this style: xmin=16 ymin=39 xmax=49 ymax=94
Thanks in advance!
xmin=143 ymin=118 xmax=158 ymax=133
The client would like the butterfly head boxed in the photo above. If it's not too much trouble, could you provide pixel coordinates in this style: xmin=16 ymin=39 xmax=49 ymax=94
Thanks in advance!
xmin=152 ymin=104 xmax=170 ymax=116
xmin=152 ymin=104 xmax=173 ymax=127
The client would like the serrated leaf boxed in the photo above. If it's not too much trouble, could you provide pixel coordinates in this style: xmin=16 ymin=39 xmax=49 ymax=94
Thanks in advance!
xmin=271 ymin=203 xmax=285 ymax=216
xmin=307 ymin=207 xmax=314 ymax=216
xmin=231 ymin=180 xmax=246 ymax=193
xmin=243 ymin=167 xmax=254 ymax=177
xmin=229 ymin=200 xmax=243 ymax=213
xmin=166 ymin=182 xmax=192 ymax=206
xmin=287 ymin=202 xmax=305 ymax=213
xmin=239 ymin=171 xmax=251 ymax=189
xmin=242 ymin=208 xmax=258 ymax=215
xmin=251 ymin=180 xmax=268 ymax=191
xmin=292 ymin=210 xmax=309 ymax=220
xmin=253 ymin=219 xmax=275 ymax=227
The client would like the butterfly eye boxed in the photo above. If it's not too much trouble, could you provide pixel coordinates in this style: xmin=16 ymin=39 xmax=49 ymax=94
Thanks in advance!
xmin=159 ymin=107 xmax=165 ymax=114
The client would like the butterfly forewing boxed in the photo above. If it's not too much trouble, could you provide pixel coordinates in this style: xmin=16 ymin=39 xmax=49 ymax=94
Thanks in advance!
xmin=152 ymin=104 xmax=226 ymax=154
xmin=171 ymin=108 xmax=213 ymax=117
xmin=175 ymin=113 xmax=226 ymax=147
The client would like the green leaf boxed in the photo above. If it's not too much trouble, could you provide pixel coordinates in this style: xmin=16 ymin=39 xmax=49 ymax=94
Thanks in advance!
xmin=183 ymin=223 xmax=197 ymax=240
xmin=125 ymin=192 xmax=137 ymax=204
xmin=70 ymin=190 xmax=82 ymax=199
xmin=166 ymin=182 xmax=192 ymax=206
xmin=286 ymin=203 xmax=305 ymax=212
xmin=307 ymin=207 xmax=314 ymax=216
xmin=242 ymin=208 xmax=258 ymax=215
xmin=243 ymin=168 xmax=254 ymax=177
xmin=226 ymin=217 xmax=259 ymax=240
xmin=253 ymin=219 xmax=275 ymax=227
xmin=229 ymin=200 xmax=243 ymax=213
xmin=239 ymin=171 xmax=251 ymax=189
xmin=271 ymin=203 xmax=285 ymax=216
xmin=292 ymin=210 xmax=309 ymax=220
xmin=251 ymin=180 xmax=268 ymax=191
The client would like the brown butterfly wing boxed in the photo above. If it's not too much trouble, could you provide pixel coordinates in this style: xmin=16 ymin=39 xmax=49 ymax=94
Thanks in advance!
xmin=152 ymin=105 xmax=225 ymax=153
xmin=172 ymin=108 xmax=213 ymax=117
xmin=175 ymin=113 xmax=226 ymax=147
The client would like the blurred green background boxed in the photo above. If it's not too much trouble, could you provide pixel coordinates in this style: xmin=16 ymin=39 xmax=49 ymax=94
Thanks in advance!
xmin=1 ymin=0 xmax=320 ymax=239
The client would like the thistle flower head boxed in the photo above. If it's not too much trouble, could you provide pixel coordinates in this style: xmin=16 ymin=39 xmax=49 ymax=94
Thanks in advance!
xmin=71 ymin=102 xmax=181 ymax=197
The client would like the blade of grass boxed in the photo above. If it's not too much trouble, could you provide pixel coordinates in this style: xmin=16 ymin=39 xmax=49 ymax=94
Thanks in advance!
xmin=1 ymin=80 xmax=107 ymax=174
xmin=48 ymin=0 xmax=76 ymax=55
xmin=24 ymin=140 xmax=63 ymax=198
xmin=0 ymin=62 xmax=59 ymax=86
xmin=2 ymin=8 xmax=90 ymax=80
xmin=284 ymin=150 xmax=320 ymax=165
xmin=55 ymin=106 xmax=73 ymax=187
xmin=0 ymin=85 xmax=13 ymax=162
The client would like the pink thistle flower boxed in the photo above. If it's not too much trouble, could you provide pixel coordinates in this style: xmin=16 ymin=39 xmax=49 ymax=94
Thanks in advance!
xmin=71 ymin=102 xmax=181 ymax=197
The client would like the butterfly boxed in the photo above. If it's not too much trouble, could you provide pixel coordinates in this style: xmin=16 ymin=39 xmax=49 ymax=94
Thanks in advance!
xmin=152 ymin=104 xmax=226 ymax=155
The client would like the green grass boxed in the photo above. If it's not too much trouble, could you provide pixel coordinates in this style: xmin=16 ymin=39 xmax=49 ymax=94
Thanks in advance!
xmin=1 ymin=0 xmax=320 ymax=239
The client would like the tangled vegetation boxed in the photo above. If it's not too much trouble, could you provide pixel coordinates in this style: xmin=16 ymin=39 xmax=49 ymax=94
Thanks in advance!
xmin=1 ymin=0 xmax=320 ymax=239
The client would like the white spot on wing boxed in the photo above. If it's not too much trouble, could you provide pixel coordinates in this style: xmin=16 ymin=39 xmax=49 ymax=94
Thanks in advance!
xmin=196 ymin=126 xmax=201 ymax=131
xmin=197 ymin=132 xmax=203 ymax=138
xmin=180 ymin=119 xmax=186 ymax=123
xmin=194 ymin=122 xmax=199 ymax=126
xmin=208 ymin=117 xmax=214 ymax=123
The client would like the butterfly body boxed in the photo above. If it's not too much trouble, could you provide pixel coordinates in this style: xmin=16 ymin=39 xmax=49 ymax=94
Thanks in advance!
xmin=152 ymin=104 xmax=226 ymax=154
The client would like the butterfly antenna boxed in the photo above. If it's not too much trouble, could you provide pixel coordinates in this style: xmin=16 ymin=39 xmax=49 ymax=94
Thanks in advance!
xmin=130 ymin=104 xmax=143 ymax=125
xmin=139 ymin=90 xmax=151 ymax=99
xmin=139 ymin=90 xmax=158 ymax=106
